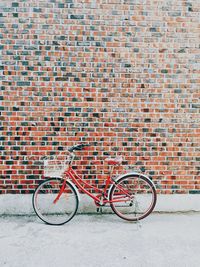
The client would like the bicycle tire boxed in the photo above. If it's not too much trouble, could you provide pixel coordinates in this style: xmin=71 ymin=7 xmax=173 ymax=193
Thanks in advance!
xmin=109 ymin=174 xmax=157 ymax=221
xmin=33 ymin=178 xmax=79 ymax=225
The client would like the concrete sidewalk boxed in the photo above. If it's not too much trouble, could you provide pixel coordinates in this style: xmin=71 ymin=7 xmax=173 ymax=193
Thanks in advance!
xmin=0 ymin=213 xmax=200 ymax=267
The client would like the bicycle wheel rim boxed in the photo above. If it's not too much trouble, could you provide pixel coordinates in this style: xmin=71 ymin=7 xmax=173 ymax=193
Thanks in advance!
xmin=110 ymin=175 xmax=156 ymax=221
xmin=33 ymin=178 xmax=78 ymax=225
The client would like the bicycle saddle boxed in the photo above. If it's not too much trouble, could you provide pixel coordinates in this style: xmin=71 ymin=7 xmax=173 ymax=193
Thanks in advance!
xmin=105 ymin=156 xmax=123 ymax=165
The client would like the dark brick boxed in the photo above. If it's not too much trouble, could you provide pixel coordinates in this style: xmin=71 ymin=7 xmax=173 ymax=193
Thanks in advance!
xmin=70 ymin=15 xmax=84 ymax=19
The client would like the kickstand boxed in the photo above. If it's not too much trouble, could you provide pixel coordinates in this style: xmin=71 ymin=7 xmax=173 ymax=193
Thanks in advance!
xmin=136 ymin=218 xmax=142 ymax=229
xmin=96 ymin=207 xmax=103 ymax=214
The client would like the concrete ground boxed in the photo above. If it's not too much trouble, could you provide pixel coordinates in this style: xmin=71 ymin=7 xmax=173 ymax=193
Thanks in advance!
xmin=0 ymin=213 xmax=199 ymax=267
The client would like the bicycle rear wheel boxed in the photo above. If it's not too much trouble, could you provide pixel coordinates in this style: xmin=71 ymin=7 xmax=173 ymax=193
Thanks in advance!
xmin=33 ymin=178 xmax=79 ymax=225
xmin=109 ymin=174 xmax=157 ymax=221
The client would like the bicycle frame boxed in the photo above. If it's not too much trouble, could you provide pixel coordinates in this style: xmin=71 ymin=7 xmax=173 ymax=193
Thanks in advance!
xmin=50 ymin=150 xmax=132 ymax=207
xmin=58 ymin=152 xmax=131 ymax=206
xmin=64 ymin=166 xmax=113 ymax=205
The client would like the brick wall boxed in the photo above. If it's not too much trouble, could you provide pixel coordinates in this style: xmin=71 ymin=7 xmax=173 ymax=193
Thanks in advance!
xmin=0 ymin=0 xmax=199 ymax=194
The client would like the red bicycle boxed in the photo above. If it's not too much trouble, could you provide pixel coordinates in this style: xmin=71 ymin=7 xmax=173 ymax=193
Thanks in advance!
xmin=33 ymin=143 xmax=157 ymax=225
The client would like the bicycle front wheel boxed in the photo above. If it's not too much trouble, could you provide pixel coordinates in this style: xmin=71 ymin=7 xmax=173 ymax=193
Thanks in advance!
xmin=33 ymin=178 xmax=79 ymax=225
xmin=109 ymin=174 xmax=157 ymax=221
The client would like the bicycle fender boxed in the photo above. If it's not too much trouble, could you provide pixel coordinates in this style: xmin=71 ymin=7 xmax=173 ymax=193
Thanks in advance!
xmin=108 ymin=172 xmax=156 ymax=198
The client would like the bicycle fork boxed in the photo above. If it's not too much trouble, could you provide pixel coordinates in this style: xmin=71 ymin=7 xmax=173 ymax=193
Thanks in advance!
xmin=53 ymin=180 xmax=66 ymax=204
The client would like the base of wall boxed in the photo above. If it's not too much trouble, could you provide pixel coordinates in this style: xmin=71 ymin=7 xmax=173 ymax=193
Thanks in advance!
xmin=0 ymin=194 xmax=200 ymax=215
